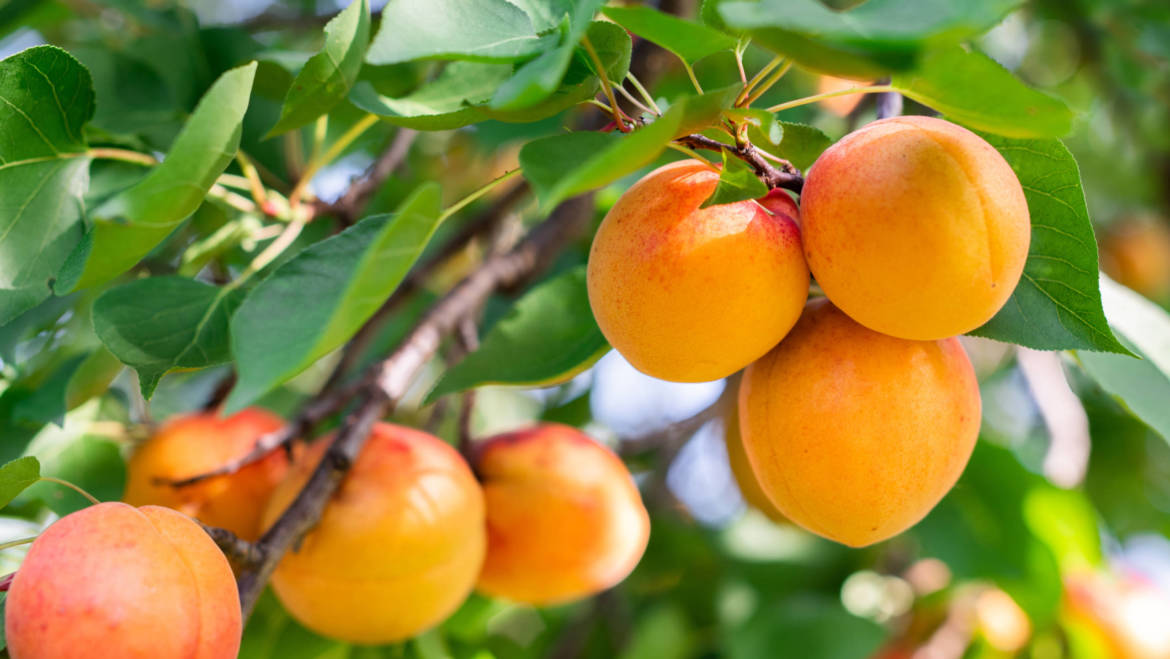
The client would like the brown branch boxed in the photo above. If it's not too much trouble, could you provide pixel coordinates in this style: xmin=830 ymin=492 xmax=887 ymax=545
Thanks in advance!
xmin=199 ymin=522 xmax=266 ymax=567
xmin=619 ymin=383 xmax=734 ymax=458
xmin=455 ymin=317 xmax=480 ymax=458
xmin=324 ymin=128 xmax=419 ymax=225
xmin=675 ymin=134 xmax=804 ymax=193
xmin=230 ymin=195 xmax=595 ymax=617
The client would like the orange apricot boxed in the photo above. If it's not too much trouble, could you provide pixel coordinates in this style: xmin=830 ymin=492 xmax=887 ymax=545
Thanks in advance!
xmin=816 ymin=75 xmax=872 ymax=116
xmin=6 ymin=502 xmax=241 ymax=659
xmin=721 ymin=389 xmax=786 ymax=523
xmin=474 ymin=424 xmax=649 ymax=605
xmin=587 ymin=159 xmax=809 ymax=382
xmin=739 ymin=299 xmax=981 ymax=547
xmin=123 ymin=407 xmax=288 ymax=541
xmin=261 ymin=423 xmax=484 ymax=644
xmin=1100 ymin=216 xmax=1170 ymax=302
xmin=801 ymin=115 xmax=1030 ymax=340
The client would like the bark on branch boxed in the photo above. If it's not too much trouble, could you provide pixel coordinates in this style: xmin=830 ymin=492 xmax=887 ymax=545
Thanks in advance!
xmin=674 ymin=134 xmax=805 ymax=193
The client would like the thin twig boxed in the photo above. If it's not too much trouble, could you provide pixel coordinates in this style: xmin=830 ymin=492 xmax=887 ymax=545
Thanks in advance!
xmin=675 ymin=134 xmax=804 ymax=193
xmin=455 ymin=317 xmax=480 ymax=458
xmin=325 ymin=128 xmax=419 ymax=225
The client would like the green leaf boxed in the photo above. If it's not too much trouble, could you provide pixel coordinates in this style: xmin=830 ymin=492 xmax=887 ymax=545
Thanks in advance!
xmin=1075 ymin=276 xmax=1170 ymax=444
xmin=602 ymin=6 xmax=737 ymax=64
xmin=728 ymin=109 xmax=831 ymax=171
xmin=719 ymin=0 xmax=1020 ymax=78
xmin=701 ymin=150 xmax=767 ymax=208
xmin=225 ymin=184 xmax=443 ymax=413
xmin=267 ymin=0 xmax=370 ymax=137
xmin=0 ymin=46 xmax=94 ymax=325
xmin=891 ymin=45 xmax=1075 ymax=138
xmin=93 ymin=277 xmax=245 ymax=398
xmin=727 ymin=596 xmax=886 ymax=659
xmin=520 ymin=87 xmax=737 ymax=210
xmin=427 ymin=267 xmax=608 ymax=402
xmin=58 ymin=62 xmax=257 ymax=293
xmin=12 ymin=353 xmax=88 ymax=427
xmin=970 ymin=136 xmax=1128 ymax=354
xmin=0 ymin=457 xmax=40 ymax=509
xmin=366 ymin=0 xmax=556 ymax=65
xmin=20 ymin=399 xmax=127 ymax=515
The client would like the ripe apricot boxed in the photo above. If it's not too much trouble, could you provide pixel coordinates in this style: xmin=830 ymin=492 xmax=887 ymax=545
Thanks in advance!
xmin=721 ymin=390 xmax=786 ymax=523
xmin=475 ymin=424 xmax=649 ymax=605
xmin=816 ymin=75 xmax=872 ymax=116
xmin=587 ymin=159 xmax=809 ymax=382
xmin=801 ymin=116 xmax=1030 ymax=340
xmin=739 ymin=300 xmax=981 ymax=547
xmin=261 ymin=423 xmax=484 ymax=644
xmin=123 ymin=407 xmax=288 ymax=541
xmin=1100 ymin=216 xmax=1170 ymax=302
xmin=6 ymin=502 xmax=241 ymax=659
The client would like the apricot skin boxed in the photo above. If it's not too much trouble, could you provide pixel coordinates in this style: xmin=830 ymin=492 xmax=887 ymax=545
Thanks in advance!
xmin=262 ymin=423 xmax=484 ymax=645
xmin=123 ymin=407 xmax=288 ymax=541
xmin=739 ymin=300 xmax=981 ymax=547
xmin=587 ymin=159 xmax=809 ymax=382
xmin=475 ymin=424 xmax=650 ymax=605
xmin=801 ymin=115 xmax=1030 ymax=340
xmin=6 ymin=502 xmax=241 ymax=659
xmin=721 ymin=392 xmax=786 ymax=523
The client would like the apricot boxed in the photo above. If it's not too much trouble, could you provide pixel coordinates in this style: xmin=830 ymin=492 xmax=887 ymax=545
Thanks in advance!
xmin=261 ymin=423 xmax=484 ymax=644
xmin=1064 ymin=571 xmax=1170 ymax=659
xmin=1100 ymin=216 xmax=1170 ymax=302
xmin=816 ymin=75 xmax=872 ymax=116
xmin=6 ymin=502 xmax=241 ymax=659
xmin=474 ymin=424 xmax=650 ymax=605
xmin=587 ymin=159 xmax=809 ymax=382
xmin=801 ymin=115 xmax=1030 ymax=340
xmin=123 ymin=407 xmax=288 ymax=541
xmin=739 ymin=299 xmax=981 ymax=547
xmin=721 ymin=390 xmax=786 ymax=523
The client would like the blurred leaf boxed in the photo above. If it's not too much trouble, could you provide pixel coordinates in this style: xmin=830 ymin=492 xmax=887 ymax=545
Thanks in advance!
xmin=226 ymin=184 xmax=442 ymax=413
xmin=70 ymin=45 xmax=181 ymax=146
xmin=1023 ymin=487 xmax=1102 ymax=572
xmin=12 ymin=353 xmax=87 ymax=427
xmin=970 ymin=136 xmax=1128 ymax=354
xmin=0 ymin=46 xmax=94 ymax=325
xmin=239 ymin=590 xmax=350 ymax=659
xmin=58 ymin=62 xmax=257 ymax=293
xmin=93 ymin=277 xmax=245 ymax=399
xmin=427 ymin=267 xmax=608 ymax=402
xmin=21 ymin=402 xmax=126 ymax=516
xmin=891 ymin=46 xmax=1075 ymax=138
xmin=702 ymin=149 xmax=768 ymax=208
xmin=267 ymin=0 xmax=371 ymax=137
xmin=602 ymin=6 xmax=738 ymax=64
xmin=726 ymin=595 xmax=886 ymax=659
xmin=719 ymin=0 xmax=1020 ymax=78
xmin=366 ymin=0 xmax=556 ymax=65
xmin=1075 ymin=276 xmax=1170 ymax=444
xmin=0 ymin=457 xmax=40 ymax=509
xmin=520 ymin=87 xmax=737 ymax=209
xmin=619 ymin=604 xmax=692 ymax=659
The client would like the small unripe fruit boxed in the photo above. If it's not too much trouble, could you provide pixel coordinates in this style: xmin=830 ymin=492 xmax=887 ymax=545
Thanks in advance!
xmin=739 ymin=300 xmax=981 ymax=546
xmin=6 ymin=502 xmax=241 ymax=659
xmin=801 ymin=116 xmax=1030 ymax=340
xmin=262 ymin=423 xmax=485 ymax=644
xmin=123 ymin=407 xmax=288 ymax=541
xmin=475 ymin=424 xmax=650 ymax=605
xmin=588 ymin=159 xmax=809 ymax=382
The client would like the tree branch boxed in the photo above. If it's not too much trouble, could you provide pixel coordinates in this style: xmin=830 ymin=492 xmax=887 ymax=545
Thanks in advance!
xmin=228 ymin=194 xmax=595 ymax=617
xmin=323 ymin=128 xmax=419 ymax=225
xmin=674 ymin=134 xmax=804 ymax=193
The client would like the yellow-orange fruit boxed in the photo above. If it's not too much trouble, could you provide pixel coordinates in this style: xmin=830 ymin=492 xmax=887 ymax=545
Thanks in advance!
xmin=721 ymin=390 xmax=786 ymax=523
xmin=739 ymin=300 xmax=981 ymax=547
xmin=261 ymin=423 xmax=484 ymax=644
xmin=587 ymin=159 xmax=810 ymax=382
xmin=816 ymin=75 xmax=872 ymax=116
xmin=1100 ymin=217 xmax=1170 ymax=302
xmin=6 ymin=502 xmax=241 ymax=659
xmin=123 ymin=407 xmax=288 ymax=541
xmin=801 ymin=116 xmax=1030 ymax=340
xmin=475 ymin=424 xmax=649 ymax=605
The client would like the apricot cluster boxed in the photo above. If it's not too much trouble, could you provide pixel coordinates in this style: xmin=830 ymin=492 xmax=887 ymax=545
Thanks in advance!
xmin=589 ymin=115 xmax=1030 ymax=546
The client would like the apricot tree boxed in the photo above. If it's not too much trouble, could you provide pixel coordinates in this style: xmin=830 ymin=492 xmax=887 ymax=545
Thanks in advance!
xmin=0 ymin=0 xmax=1169 ymax=658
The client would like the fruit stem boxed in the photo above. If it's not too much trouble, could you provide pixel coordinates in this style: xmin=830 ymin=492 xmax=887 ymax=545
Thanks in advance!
xmin=626 ymin=72 xmax=662 ymax=115
xmin=765 ymin=84 xmax=897 ymax=114
xmin=0 ymin=537 xmax=37 ymax=552
xmin=582 ymin=35 xmax=632 ymax=132
xmin=37 ymin=477 xmax=101 ymax=506
xmin=737 ymin=55 xmax=784 ymax=105
xmin=236 ymin=151 xmax=269 ymax=207
xmin=681 ymin=59 xmax=704 ymax=94
xmin=289 ymin=113 xmax=380 ymax=209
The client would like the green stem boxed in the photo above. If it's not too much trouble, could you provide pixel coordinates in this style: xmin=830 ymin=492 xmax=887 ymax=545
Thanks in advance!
xmin=38 ymin=477 xmax=101 ymax=506
xmin=582 ymin=35 xmax=630 ymax=132
xmin=765 ymin=85 xmax=897 ymax=114
xmin=626 ymin=72 xmax=662 ymax=115
xmin=737 ymin=55 xmax=784 ymax=105
xmin=666 ymin=143 xmax=716 ymax=168
xmin=289 ymin=114 xmax=380 ymax=208
xmin=88 ymin=147 xmax=158 ymax=166
xmin=438 ymin=169 xmax=522 ymax=224
xmin=742 ymin=60 xmax=793 ymax=108
xmin=681 ymin=59 xmax=704 ymax=94
xmin=0 ymin=537 xmax=37 ymax=552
